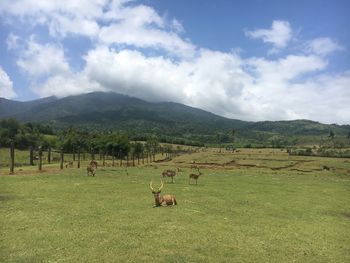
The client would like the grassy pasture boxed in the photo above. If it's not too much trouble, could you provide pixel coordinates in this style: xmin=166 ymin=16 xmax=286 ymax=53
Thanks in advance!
xmin=1 ymin=148 xmax=350 ymax=262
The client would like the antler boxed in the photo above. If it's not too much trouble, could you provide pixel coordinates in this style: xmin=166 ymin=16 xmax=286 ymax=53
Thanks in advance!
xmin=150 ymin=181 xmax=155 ymax=191
xmin=158 ymin=180 xmax=164 ymax=191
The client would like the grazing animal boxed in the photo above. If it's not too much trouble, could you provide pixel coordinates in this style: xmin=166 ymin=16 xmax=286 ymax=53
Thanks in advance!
xmin=52 ymin=156 xmax=60 ymax=162
xmin=189 ymin=168 xmax=202 ymax=185
xmin=87 ymin=165 xmax=96 ymax=176
xmin=162 ymin=169 xmax=177 ymax=183
xmin=90 ymin=160 xmax=98 ymax=168
xmin=150 ymin=180 xmax=177 ymax=207
xmin=65 ymin=161 xmax=73 ymax=168
xmin=190 ymin=161 xmax=198 ymax=171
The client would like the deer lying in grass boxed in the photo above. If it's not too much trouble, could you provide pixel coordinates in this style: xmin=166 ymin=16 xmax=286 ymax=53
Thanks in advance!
xmin=161 ymin=169 xmax=177 ymax=183
xmin=189 ymin=168 xmax=202 ymax=185
xmin=150 ymin=180 xmax=177 ymax=207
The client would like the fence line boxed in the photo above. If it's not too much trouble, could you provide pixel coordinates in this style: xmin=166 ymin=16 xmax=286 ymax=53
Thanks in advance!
xmin=0 ymin=147 xmax=175 ymax=174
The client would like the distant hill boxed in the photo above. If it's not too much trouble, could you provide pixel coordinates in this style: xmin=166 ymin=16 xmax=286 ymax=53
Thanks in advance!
xmin=1 ymin=92 xmax=349 ymax=146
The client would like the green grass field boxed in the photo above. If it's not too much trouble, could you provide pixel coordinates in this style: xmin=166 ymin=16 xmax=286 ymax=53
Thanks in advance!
xmin=1 ymin=149 xmax=350 ymax=262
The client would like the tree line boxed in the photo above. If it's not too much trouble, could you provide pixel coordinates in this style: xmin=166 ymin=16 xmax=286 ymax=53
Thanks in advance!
xmin=0 ymin=119 xmax=163 ymax=161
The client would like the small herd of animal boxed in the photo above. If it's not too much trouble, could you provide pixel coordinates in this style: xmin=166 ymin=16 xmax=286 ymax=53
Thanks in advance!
xmin=151 ymin=164 xmax=203 ymax=207
xmin=161 ymin=166 xmax=202 ymax=185
xmin=82 ymin=160 xmax=202 ymax=207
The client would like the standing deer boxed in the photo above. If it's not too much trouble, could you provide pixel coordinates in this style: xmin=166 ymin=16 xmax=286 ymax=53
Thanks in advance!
xmin=86 ymin=164 xmax=96 ymax=176
xmin=150 ymin=180 xmax=177 ymax=207
xmin=90 ymin=160 xmax=98 ymax=168
xmin=190 ymin=161 xmax=198 ymax=170
xmin=161 ymin=169 xmax=177 ymax=183
xmin=189 ymin=168 xmax=202 ymax=185
xmin=86 ymin=160 xmax=98 ymax=176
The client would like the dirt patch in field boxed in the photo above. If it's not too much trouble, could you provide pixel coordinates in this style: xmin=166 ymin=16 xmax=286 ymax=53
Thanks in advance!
xmin=154 ymin=158 xmax=172 ymax=163
xmin=289 ymin=169 xmax=314 ymax=173
xmin=223 ymin=159 xmax=318 ymax=172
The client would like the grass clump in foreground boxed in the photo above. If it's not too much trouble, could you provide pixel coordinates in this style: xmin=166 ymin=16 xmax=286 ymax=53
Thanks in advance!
xmin=1 ymin=150 xmax=350 ymax=262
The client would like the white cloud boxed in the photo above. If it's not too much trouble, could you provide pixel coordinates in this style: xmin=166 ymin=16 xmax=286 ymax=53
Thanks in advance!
xmin=17 ymin=37 xmax=70 ymax=78
xmin=0 ymin=0 xmax=108 ymax=18
xmin=1 ymin=0 xmax=195 ymax=57
xmin=247 ymin=55 xmax=327 ymax=82
xmin=245 ymin=20 xmax=292 ymax=50
xmin=48 ymin=14 xmax=100 ymax=38
xmin=171 ymin=19 xmax=184 ymax=33
xmin=34 ymin=73 xmax=105 ymax=98
xmin=6 ymin=33 xmax=20 ymax=50
xmin=98 ymin=4 xmax=195 ymax=57
xmin=98 ymin=24 xmax=195 ymax=57
xmin=306 ymin=37 xmax=344 ymax=56
xmin=0 ymin=67 xmax=17 ymax=99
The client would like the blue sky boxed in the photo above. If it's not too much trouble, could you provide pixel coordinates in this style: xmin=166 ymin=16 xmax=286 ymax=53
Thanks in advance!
xmin=0 ymin=0 xmax=349 ymax=124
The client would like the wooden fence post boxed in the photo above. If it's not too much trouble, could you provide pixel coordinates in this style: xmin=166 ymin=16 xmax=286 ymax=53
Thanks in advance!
xmin=29 ymin=146 xmax=34 ymax=166
xmin=38 ymin=146 xmax=42 ymax=171
xmin=60 ymin=149 xmax=64 ymax=170
xmin=77 ymin=147 xmax=80 ymax=169
xmin=10 ymin=140 xmax=15 ymax=174
xmin=91 ymin=147 xmax=95 ymax=161
xmin=119 ymin=151 xmax=122 ymax=167
xmin=112 ymin=149 xmax=115 ymax=167
xmin=48 ymin=146 xmax=51 ymax=164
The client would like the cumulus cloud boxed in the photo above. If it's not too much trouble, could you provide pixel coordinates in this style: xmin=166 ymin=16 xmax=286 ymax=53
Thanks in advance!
xmin=34 ymin=73 xmax=105 ymax=98
xmin=245 ymin=20 xmax=292 ymax=51
xmin=0 ymin=0 xmax=195 ymax=57
xmin=17 ymin=37 xmax=70 ymax=78
xmin=306 ymin=37 xmax=344 ymax=56
xmin=6 ymin=33 xmax=20 ymax=50
xmin=0 ymin=67 xmax=17 ymax=99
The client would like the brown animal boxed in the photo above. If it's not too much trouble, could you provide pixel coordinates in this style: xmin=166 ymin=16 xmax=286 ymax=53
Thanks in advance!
xmin=190 ymin=161 xmax=198 ymax=170
xmin=162 ymin=169 xmax=177 ymax=183
xmin=150 ymin=180 xmax=177 ymax=207
xmin=65 ymin=161 xmax=73 ymax=168
xmin=90 ymin=160 xmax=98 ymax=168
xmin=87 ymin=165 xmax=96 ymax=176
xmin=189 ymin=168 xmax=202 ymax=185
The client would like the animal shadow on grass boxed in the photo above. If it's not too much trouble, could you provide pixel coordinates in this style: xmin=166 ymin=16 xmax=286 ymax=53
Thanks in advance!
xmin=343 ymin=212 xmax=350 ymax=219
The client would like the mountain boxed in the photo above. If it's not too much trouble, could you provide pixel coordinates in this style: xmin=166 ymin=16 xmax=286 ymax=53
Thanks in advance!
xmin=1 ymin=92 xmax=349 ymax=145
xmin=0 ymin=96 xmax=57 ymax=117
